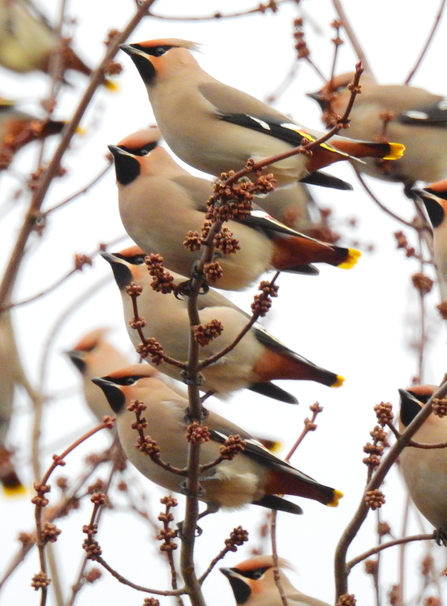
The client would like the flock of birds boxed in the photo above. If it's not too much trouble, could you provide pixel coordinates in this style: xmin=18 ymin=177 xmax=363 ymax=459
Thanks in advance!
xmin=2 ymin=2 xmax=447 ymax=603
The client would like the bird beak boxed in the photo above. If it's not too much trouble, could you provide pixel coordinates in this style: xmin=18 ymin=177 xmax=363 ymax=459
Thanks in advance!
xmin=119 ymin=44 xmax=144 ymax=58
xmin=91 ymin=377 xmax=125 ymax=414
xmin=306 ymin=91 xmax=327 ymax=110
xmin=100 ymin=252 xmax=132 ymax=290
xmin=411 ymin=190 xmax=445 ymax=228
xmin=219 ymin=568 xmax=251 ymax=604
xmin=119 ymin=44 xmax=155 ymax=84
xmin=65 ymin=350 xmax=87 ymax=373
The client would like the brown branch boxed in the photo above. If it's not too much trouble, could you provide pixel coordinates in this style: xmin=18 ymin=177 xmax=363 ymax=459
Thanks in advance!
xmin=200 ymin=272 xmax=279 ymax=370
xmin=271 ymin=512 xmax=289 ymax=606
xmin=1 ymin=235 xmax=127 ymax=313
xmin=0 ymin=449 xmax=111 ymax=590
xmin=354 ymin=170 xmax=414 ymax=227
xmin=347 ymin=533 xmax=435 ymax=571
xmin=43 ymin=163 xmax=112 ymax=215
xmin=284 ymin=402 xmax=323 ymax=461
xmin=148 ymin=0 xmax=293 ymax=21
xmin=93 ymin=554 xmax=185 ymax=596
xmin=397 ymin=494 xmax=412 ymax=605
xmin=129 ymin=402 xmax=188 ymax=477
xmin=387 ymin=421 xmax=447 ymax=449
xmin=64 ymin=440 xmax=122 ymax=606
xmin=0 ymin=0 xmax=158 ymax=309
xmin=198 ymin=526 xmax=249 ymax=585
xmin=127 ymin=287 xmax=186 ymax=370
xmin=332 ymin=0 xmax=376 ymax=78
xmin=405 ymin=0 xmax=447 ymax=84
xmin=328 ymin=19 xmax=343 ymax=84
xmin=157 ymin=497 xmax=183 ymax=606
xmin=32 ymin=419 xmax=113 ymax=605
xmin=334 ymin=380 xmax=447 ymax=600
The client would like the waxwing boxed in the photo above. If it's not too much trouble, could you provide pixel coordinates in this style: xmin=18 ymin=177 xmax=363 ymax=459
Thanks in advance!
xmin=0 ymin=0 xmax=117 ymax=87
xmin=108 ymin=128 xmax=360 ymax=290
xmin=0 ymin=97 xmax=66 ymax=169
xmin=119 ymin=39 xmax=403 ymax=188
xmin=399 ymin=385 xmax=447 ymax=537
xmin=221 ymin=555 xmax=330 ymax=606
xmin=413 ymin=180 xmax=447 ymax=300
xmin=66 ymin=328 xmax=133 ymax=423
xmin=0 ymin=313 xmax=26 ymax=495
xmin=102 ymin=245 xmax=345 ymax=404
xmin=308 ymin=71 xmax=447 ymax=185
xmin=92 ymin=364 xmax=343 ymax=514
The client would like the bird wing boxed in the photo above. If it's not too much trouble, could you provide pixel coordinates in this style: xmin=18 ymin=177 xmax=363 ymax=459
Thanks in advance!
xmin=198 ymin=82 xmax=358 ymax=159
xmin=400 ymin=98 xmax=447 ymax=127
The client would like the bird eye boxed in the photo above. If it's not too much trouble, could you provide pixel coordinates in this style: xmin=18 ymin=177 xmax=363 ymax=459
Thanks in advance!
xmin=123 ymin=377 xmax=136 ymax=385
xmin=252 ymin=571 xmax=263 ymax=580
xmin=133 ymin=255 xmax=146 ymax=265
xmin=154 ymin=46 xmax=167 ymax=57
xmin=140 ymin=149 xmax=149 ymax=156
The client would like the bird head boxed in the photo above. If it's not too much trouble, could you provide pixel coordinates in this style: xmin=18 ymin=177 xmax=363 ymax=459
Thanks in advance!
xmin=120 ymin=38 xmax=199 ymax=84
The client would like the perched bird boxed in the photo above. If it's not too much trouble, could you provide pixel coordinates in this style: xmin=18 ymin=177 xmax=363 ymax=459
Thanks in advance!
xmin=66 ymin=327 xmax=133 ymax=423
xmin=308 ymin=72 xmax=447 ymax=185
xmin=0 ymin=312 xmax=26 ymax=495
xmin=102 ymin=245 xmax=345 ymax=403
xmin=92 ymin=364 xmax=343 ymax=515
xmin=412 ymin=181 xmax=447 ymax=299
xmin=119 ymin=39 xmax=403 ymax=188
xmin=0 ymin=0 xmax=116 ymax=87
xmin=399 ymin=385 xmax=447 ymax=539
xmin=108 ymin=128 xmax=361 ymax=290
xmin=221 ymin=555 xmax=330 ymax=606
xmin=0 ymin=97 xmax=66 ymax=169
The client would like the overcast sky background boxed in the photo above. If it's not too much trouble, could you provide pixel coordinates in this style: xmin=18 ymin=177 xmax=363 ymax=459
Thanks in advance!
xmin=1 ymin=0 xmax=447 ymax=604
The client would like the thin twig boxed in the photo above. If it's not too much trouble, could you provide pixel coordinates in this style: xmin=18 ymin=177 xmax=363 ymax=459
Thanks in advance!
xmin=354 ymin=170 xmax=414 ymax=227
xmin=332 ymin=0 xmax=376 ymax=78
xmin=0 ymin=451 xmax=110 ymax=589
xmin=397 ymin=494 xmax=411 ymax=606
xmin=93 ymin=554 xmax=186 ymax=596
xmin=334 ymin=380 xmax=447 ymax=599
xmin=0 ymin=0 xmax=158 ymax=310
xmin=148 ymin=0 xmax=293 ymax=21
xmin=285 ymin=403 xmax=323 ymax=461
xmin=43 ymin=163 xmax=112 ymax=215
xmin=347 ymin=533 xmax=434 ymax=570
xmin=64 ymin=441 xmax=121 ymax=606
xmin=1 ymin=235 xmax=127 ymax=312
xmin=271 ymin=512 xmax=289 ymax=606
xmin=405 ymin=0 xmax=447 ymax=84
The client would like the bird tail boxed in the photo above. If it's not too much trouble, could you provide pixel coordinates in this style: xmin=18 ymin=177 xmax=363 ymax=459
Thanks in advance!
xmin=0 ymin=447 xmax=26 ymax=497
xmin=272 ymin=235 xmax=362 ymax=271
xmin=103 ymin=79 xmax=120 ymax=92
xmin=337 ymin=247 xmax=362 ymax=269
xmin=266 ymin=467 xmax=344 ymax=506
xmin=332 ymin=140 xmax=405 ymax=161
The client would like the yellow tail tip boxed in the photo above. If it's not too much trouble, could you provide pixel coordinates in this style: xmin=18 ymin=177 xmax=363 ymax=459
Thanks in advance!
xmin=264 ymin=439 xmax=282 ymax=453
xmin=104 ymin=79 xmax=120 ymax=92
xmin=75 ymin=125 xmax=87 ymax=136
xmin=0 ymin=98 xmax=15 ymax=107
xmin=339 ymin=248 xmax=362 ymax=270
xmin=332 ymin=375 xmax=345 ymax=388
xmin=3 ymin=483 xmax=27 ymax=497
xmin=328 ymin=489 xmax=344 ymax=507
xmin=383 ymin=143 xmax=405 ymax=161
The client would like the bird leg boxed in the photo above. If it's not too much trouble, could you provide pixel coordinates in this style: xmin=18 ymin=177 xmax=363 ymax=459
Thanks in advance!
xmin=434 ymin=526 xmax=447 ymax=546
xmin=176 ymin=502 xmax=220 ymax=540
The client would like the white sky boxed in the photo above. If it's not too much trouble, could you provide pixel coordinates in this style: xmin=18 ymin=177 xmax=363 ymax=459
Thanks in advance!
xmin=1 ymin=1 xmax=447 ymax=605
